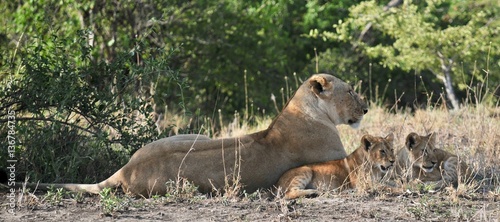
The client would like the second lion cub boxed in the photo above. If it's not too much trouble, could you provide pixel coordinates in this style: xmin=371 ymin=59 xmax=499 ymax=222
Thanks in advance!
xmin=393 ymin=132 xmax=473 ymax=189
xmin=276 ymin=133 xmax=395 ymax=199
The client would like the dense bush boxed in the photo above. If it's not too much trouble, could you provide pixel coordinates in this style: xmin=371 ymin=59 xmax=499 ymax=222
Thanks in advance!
xmin=0 ymin=33 xmax=182 ymax=182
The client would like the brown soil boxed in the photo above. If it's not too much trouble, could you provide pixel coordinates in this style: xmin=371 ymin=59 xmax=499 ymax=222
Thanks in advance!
xmin=1 ymin=189 xmax=499 ymax=221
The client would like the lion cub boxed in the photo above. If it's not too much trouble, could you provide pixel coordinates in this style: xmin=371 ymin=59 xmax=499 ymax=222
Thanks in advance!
xmin=393 ymin=132 xmax=472 ymax=189
xmin=276 ymin=133 xmax=395 ymax=199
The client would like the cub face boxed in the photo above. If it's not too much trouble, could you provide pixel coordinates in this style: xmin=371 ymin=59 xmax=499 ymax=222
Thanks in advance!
xmin=405 ymin=132 xmax=438 ymax=173
xmin=362 ymin=133 xmax=396 ymax=173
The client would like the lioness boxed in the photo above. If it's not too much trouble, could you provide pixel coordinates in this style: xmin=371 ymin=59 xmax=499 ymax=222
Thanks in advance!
xmin=276 ymin=133 xmax=395 ymax=199
xmin=393 ymin=132 xmax=472 ymax=189
xmin=22 ymin=74 xmax=368 ymax=197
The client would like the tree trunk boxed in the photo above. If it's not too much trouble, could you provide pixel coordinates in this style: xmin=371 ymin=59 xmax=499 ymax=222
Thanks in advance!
xmin=438 ymin=53 xmax=460 ymax=110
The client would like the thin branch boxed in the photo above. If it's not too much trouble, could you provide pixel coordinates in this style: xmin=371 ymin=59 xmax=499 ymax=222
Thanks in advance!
xmin=356 ymin=0 xmax=404 ymax=45
xmin=0 ymin=117 xmax=97 ymax=135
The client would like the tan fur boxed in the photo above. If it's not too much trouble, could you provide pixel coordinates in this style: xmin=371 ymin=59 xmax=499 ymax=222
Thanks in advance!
xmin=393 ymin=132 xmax=472 ymax=189
xmin=22 ymin=74 xmax=368 ymax=197
xmin=276 ymin=133 xmax=395 ymax=199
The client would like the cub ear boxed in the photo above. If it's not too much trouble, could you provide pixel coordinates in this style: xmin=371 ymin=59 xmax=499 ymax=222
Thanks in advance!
xmin=405 ymin=132 xmax=420 ymax=150
xmin=309 ymin=75 xmax=333 ymax=98
xmin=385 ymin=133 xmax=394 ymax=143
xmin=427 ymin=132 xmax=436 ymax=145
xmin=361 ymin=135 xmax=375 ymax=151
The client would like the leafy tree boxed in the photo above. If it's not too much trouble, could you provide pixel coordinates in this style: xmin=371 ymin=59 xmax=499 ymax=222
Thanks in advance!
xmin=324 ymin=0 xmax=499 ymax=109
xmin=2 ymin=0 xmax=379 ymax=119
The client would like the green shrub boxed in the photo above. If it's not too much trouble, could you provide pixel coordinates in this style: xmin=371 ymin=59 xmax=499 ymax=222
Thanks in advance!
xmin=0 ymin=31 xmax=184 ymax=183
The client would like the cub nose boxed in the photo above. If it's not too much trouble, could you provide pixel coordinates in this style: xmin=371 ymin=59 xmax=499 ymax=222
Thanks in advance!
xmin=363 ymin=108 xmax=368 ymax=114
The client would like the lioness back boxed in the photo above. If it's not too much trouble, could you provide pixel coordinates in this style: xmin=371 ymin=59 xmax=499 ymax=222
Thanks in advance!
xmin=276 ymin=133 xmax=395 ymax=199
xmin=393 ymin=132 xmax=472 ymax=189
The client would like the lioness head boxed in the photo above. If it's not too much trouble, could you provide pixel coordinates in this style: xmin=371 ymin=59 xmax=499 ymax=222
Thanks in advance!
xmin=405 ymin=132 xmax=438 ymax=173
xmin=361 ymin=133 xmax=396 ymax=173
xmin=307 ymin=74 xmax=368 ymax=128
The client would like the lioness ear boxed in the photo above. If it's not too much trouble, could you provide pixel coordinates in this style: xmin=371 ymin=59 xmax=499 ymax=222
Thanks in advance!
xmin=361 ymin=135 xmax=374 ymax=151
xmin=309 ymin=76 xmax=333 ymax=98
xmin=405 ymin=133 xmax=420 ymax=150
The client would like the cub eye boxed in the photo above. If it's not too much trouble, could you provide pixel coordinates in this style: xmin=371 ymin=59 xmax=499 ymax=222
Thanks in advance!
xmin=380 ymin=150 xmax=386 ymax=155
xmin=423 ymin=149 xmax=428 ymax=156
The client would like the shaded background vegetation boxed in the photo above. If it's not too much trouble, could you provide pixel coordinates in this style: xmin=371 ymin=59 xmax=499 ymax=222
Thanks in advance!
xmin=0 ymin=0 xmax=498 ymax=183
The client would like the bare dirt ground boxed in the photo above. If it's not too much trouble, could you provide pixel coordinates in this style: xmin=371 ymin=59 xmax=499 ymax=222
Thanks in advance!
xmin=1 ymin=188 xmax=499 ymax=222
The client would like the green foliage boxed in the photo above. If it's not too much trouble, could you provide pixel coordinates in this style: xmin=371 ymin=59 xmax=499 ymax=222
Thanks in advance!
xmin=324 ymin=0 xmax=499 ymax=107
xmin=150 ymin=0 xmax=298 ymax=115
xmin=0 ymin=31 xmax=182 ymax=183
xmin=43 ymin=187 xmax=71 ymax=206
xmin=99 ymin=188 xmax=126 ymax=215
xmin=339 ymin=0 xmax=497 ymax=72
xmin=1 ymin=0 xmax=374 ymax=119
xmin=164 ymin=178 xmax=203 ymax=202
